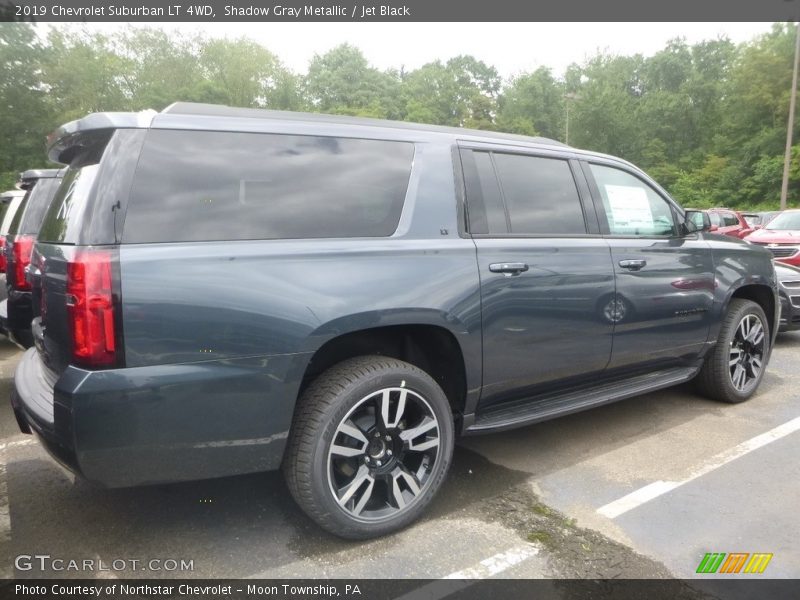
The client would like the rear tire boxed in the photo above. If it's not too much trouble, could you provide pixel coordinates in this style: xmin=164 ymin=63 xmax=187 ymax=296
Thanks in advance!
xmin=696 ymin=299 xmax=770 ymax=403
xmin=283 ymin=355 xmax=454 ymax=539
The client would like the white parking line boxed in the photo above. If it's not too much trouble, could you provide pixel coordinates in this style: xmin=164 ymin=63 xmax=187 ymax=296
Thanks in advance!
xmin=443 ymin=544 xmax=539 ymax=579
xmin=393 ymin=545 xmax=539 ymax=600
xmin=597 ymin=415 xmax=800 ymax=519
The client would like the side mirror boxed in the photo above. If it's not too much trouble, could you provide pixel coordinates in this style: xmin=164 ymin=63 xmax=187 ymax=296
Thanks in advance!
xmin=684 ymin=210 xmax=711 ymax=233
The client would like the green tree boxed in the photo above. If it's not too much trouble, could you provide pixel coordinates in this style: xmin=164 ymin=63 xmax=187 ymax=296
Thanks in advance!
xmin=41 ymin=27 xmax=130 ymax=121
xmin=305 ymin=44 xmax=400 ymax=117
xmin=403 ymin=56 xmax=500 ymax=128
xmin=496 ymin=67 xmax=564 ymax=138
xmin=0 ymin=23 xmax=54 ymax=189
xmin=199 ymin=37 xmax=298 ymax=109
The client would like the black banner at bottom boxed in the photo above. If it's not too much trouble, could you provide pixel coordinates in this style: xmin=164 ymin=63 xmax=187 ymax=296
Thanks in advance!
xmin=3 ymin=579 xmax=800 ymax=600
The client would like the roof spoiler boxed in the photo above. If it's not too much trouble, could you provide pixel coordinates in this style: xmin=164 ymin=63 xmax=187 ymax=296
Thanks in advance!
xmin=47 ymin=110 xmax=157 ymax=164
xmin=16 ymin=168 xmax=65 ymax=190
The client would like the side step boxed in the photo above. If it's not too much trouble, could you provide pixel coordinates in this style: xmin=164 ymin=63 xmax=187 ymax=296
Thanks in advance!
xmin=466 ymin=365 xmax=700 ymax=434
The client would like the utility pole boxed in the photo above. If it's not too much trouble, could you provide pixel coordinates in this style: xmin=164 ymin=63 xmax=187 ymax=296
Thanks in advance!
xmin=564 ymin=92 xmax=579 ymax=145
xmin=780 ymin=21 xmax=800 ymax=210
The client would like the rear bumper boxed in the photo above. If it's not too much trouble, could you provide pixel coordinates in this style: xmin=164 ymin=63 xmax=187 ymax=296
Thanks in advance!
xmin=11 ymin=348 xmax=309 ymax=487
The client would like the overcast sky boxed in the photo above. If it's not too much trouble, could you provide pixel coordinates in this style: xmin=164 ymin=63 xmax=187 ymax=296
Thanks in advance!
xmin=44 ymin=22 xmax=776 ymax=77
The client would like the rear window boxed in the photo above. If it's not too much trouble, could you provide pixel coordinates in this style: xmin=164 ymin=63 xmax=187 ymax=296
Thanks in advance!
xmin=122 ymin=130 xmax=415 ymax=243
xmin=10 ymin=177 xmax=62 ymax=236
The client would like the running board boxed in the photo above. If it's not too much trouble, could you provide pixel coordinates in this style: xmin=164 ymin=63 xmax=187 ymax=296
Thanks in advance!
xmin=466 ymin=366 xmax=700 ymax=434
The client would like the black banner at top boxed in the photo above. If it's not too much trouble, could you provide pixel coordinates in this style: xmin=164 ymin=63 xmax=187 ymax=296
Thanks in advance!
xmin=1 ymin=0 xmax=799 ymax=22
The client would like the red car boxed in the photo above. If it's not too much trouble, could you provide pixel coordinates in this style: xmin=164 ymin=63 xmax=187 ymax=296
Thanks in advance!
xmin=744 ymin=209 xmax=800 ymax=266
xmin=705 ymin=208 xmax=756 ymax=239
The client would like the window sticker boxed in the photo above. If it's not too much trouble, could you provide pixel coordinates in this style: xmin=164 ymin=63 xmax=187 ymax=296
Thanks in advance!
xmin=604 ymin=184 xmax=653 ymax=230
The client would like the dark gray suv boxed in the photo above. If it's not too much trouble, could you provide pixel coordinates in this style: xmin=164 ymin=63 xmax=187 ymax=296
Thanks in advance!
xmin=11 ymin=103 xmax=778 ymax=538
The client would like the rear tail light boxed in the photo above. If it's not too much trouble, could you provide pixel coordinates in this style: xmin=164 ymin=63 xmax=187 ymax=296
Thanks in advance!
xmin=12 ymin=235 xmax=34 ymax=291
xmin=67 ymin=249 xmax=118 ymax=367
xmin=0 ymin=235 xmax=6 ymax=273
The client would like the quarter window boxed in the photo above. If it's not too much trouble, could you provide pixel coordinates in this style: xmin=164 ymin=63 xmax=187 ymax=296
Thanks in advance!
xmin=124 ymin=130 xmax=414 ymax=243
xmin=589 ymin=164 xmax=677 ymax=237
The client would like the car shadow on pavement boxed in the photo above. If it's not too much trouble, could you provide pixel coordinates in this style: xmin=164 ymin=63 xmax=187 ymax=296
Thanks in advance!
xmin=6 ymin=445 xmax=530 ymax=578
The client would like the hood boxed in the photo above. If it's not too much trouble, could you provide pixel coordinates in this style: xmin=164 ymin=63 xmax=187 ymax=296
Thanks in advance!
xmin=745 ymin=228 xmax=800 ymax=244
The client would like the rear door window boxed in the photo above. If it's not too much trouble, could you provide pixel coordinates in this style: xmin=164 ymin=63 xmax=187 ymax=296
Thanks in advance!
xmin=122 ymin=130 xmax=415 ymax=243
xmin=461 ymin=149 xmax=587 ymax=235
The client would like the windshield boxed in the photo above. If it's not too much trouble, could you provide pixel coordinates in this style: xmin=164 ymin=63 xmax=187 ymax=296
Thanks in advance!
xmin=765 ymin=211 xmax=800 ymax=231
xmin=743 ymin=215 xmax=760 ymax=227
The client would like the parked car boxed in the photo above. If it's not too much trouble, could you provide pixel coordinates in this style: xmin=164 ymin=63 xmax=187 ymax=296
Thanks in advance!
xmin=1 ymin=169 xmax=64 ymax=348
xmin=742 ymin=212 xmax=763 ymax=229
xmin=0 ymin=189 xmax=26 ymax=310
xmin=756 ymin=211 xmax=782 ymax=228
xmin=775 ymin=262 xmax=800 ymax=332
xmin=12 ymin=104 xmax=779 ymax=539
xmin=705 ymin=208 xmax=756 ymax=238
xmin=744 ymin=209 xmax=800 ymax=267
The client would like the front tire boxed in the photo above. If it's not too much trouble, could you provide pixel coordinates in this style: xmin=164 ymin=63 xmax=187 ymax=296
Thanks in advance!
xmin=283 ymin=356 xmax=455 ymax=539
xmin=696 ymin=299 xmax=770 ymax=403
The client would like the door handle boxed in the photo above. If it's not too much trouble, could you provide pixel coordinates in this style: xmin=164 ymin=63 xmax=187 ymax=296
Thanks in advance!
xmin=489 ymin=262 xmax=529 ymax=276
xmin=618 ymin=259 xmax=647 ymax=271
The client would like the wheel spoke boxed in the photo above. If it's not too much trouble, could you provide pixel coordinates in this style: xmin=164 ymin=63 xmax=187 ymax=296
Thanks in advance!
xmin=391 ymin=465 xmax=421 ymax=509
xmin=339 ymin=420 xmax=368 ymax=445
xmin=732 ymin=364 xmax=747 ymax=390
xmin=330 ymin=444 xmax=364 ymax=458
xmin=739 ymin=317 xmax=750 ymax=341
xmin=380 ymin=388 xmax=407 ymax=429
xmin=400 ymin=417 xmax=439 ymax=452
xmin=330 ymin=420 xmax=369 ymax=458
xmin=729 ymin=347 xmax=742 ymax=367
xmin=750 ymin=356 xmax=763 ymax=373
xmin=352 ymin=478 xmax=375 ymax=516
xmin=337 ymin=465 xmax=374 ymax=508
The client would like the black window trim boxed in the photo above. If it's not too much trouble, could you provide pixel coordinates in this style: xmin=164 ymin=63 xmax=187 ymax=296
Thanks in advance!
xmin=580 ymin=158 xmax=693 ymax=240
xmin=456 ymin=142 xmax=600 ymax=239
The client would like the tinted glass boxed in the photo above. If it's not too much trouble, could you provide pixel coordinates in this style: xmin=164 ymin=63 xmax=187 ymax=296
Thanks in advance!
xmin=766 ymin=211 xmax=800 ymax=230
xmin=491 ymin=154 xmax=586 ymax=235
xmin=589 ymin=164 xmax=676 ymax=236
xmin=0 ymin=196 xmax=21 ymax=234
xmin=12 ymin=178 xmax=62 ymax=236
xmin=723 ymin=212 xmax=739 ymax=227
xmin=38 ymin=164 xmax=101 ymax=243
xmin=743 ymin=215 xmax=760 ymax=227
xmin=461 ymin=150 xmax=508 ymax=235
xmin=123 ymin=130 xmax=414 ymax=243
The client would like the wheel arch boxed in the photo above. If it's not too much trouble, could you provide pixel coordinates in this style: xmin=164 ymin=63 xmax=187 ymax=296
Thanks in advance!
xmin=298 ymin=321 xmax=474 ymax=423
xmin=727 ymin=283 xmax=778 ymax=344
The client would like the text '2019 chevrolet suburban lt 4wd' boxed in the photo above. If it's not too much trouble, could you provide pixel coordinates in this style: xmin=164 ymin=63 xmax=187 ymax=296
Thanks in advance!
xmin=11 ymin=103 xmax=778 ymax=539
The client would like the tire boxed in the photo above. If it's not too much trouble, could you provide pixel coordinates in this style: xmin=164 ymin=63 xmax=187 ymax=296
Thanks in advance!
xmin=283 ymin=355 xmax=455 ymax=539
xmin=696 ymin=299 xmax=770 ymax=403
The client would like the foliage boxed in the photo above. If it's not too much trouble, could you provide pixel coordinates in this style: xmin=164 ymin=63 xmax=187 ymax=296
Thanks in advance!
xmin=1 ymin=23 xmax=800 ymax=209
